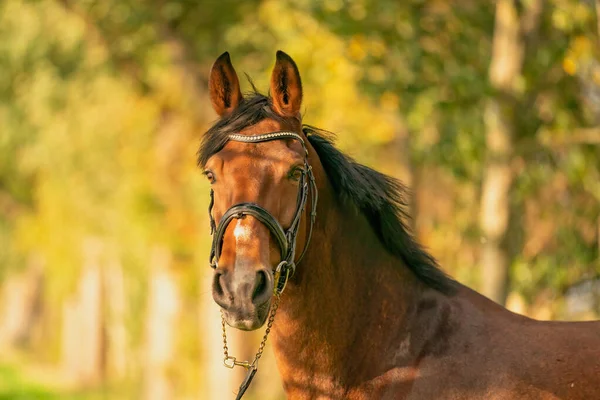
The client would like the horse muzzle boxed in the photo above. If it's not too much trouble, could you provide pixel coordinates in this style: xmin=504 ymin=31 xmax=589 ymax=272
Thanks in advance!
xmin=212 ymin=266 xmax=274 ymax=330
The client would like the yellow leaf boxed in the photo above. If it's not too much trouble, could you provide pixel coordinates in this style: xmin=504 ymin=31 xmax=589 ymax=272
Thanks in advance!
xmin=572 ymin=36 xmax=591 ymax=56
xmin=348 ymin=35 xmax=367 ymax=61
xmin=563 ymin=57 xmax=577 ymax=76
xmin=380 ymin=91 xmax=399 ymax=112
xmin=323 ymin=0 xmax=343 ymax=12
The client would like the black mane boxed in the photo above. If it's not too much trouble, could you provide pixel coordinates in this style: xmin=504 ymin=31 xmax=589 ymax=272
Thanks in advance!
xmin=199 ymin=92 xmax=457 ymax=294
xmin=303 ymin=126 xmax=457 ymax=294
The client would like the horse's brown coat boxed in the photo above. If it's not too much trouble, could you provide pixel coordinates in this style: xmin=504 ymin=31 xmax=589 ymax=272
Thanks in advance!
xmin=204 ymin=51 xmax=600 ymax=399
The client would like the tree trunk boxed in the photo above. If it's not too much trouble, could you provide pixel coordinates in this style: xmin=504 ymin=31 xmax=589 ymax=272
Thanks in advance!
xmin=479 ymin=0 xmax=525 ymax=304
xmin=62 ymin=238 xmax=105 ymax=385
xmin=144 ymin=247 xmax=180 ymax=400
xmin=596 ymin=0 xmax=600 ymax=39
xmin=0 ymin=255 xmax=44 ymax=349
xmin=105 ymin=253 xmax=127 ymax=381
xmin=479 ymin=0 xmax=543 ymax=304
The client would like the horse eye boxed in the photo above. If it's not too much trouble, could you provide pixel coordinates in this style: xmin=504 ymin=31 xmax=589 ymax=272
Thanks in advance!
xmin=205 ymin=171 xmax=216 ymax=184
xmin=289 ymin=167 xmax=305 ymax=181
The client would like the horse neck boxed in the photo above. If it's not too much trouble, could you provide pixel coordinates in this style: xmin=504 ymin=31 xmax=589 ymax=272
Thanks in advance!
xmin=271 ymin=172 xmax=434 ymax=390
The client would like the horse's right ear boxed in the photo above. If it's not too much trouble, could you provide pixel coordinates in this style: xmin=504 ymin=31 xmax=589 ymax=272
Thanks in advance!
xmin=209 ymin=52 xmax=243 ymax=117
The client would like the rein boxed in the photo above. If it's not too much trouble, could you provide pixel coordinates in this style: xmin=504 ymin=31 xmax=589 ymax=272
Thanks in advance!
xmin=207 ymin=131 xmax=318 ymax=399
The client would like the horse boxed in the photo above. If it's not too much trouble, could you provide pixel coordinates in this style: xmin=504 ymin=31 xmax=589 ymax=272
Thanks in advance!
xmin=199 ymin=51 xmax=600 ymax=399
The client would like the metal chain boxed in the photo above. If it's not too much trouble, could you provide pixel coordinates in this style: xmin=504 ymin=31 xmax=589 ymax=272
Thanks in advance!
xmin=253 ymin=294 xmax=280 ymax=365
xmin=221 ymin=310 xmax=231 ymax=359
xmin=222 ymin=294 xmax=281 ymax=370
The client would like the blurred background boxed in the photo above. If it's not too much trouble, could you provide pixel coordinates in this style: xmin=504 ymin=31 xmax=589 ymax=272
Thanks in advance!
xmin=0 ymin=0 xmax=599 ymax=399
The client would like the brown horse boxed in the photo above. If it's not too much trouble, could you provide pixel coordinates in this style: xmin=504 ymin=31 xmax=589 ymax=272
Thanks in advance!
xmin=200 ymin=51 xmax=600 ymax=399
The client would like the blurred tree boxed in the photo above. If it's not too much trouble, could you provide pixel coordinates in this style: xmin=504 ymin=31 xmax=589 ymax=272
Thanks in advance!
xmin=309 ymin=0 xmax=599 ymax=309
xmin=479 ymin=0 xmax=542 ymax=304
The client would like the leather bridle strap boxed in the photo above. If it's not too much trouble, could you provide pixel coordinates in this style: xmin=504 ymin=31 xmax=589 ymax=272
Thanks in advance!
xmin=295 ymin=164 xmax=318 ymax=264
xmin=210 ymin=203 xmax=289 ymax=265
xmin=207 ymin=131 xmax=318 ymax=295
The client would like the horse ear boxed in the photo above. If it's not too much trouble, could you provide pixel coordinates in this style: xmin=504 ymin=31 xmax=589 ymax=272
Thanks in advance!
xmin=270 ymin=50 xmax=303 ymax=117
xmin=209 ymin=52 xmax=243 ymax=117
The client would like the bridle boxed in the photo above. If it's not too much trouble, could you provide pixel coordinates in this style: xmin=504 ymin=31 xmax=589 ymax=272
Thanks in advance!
xmin=208 ymin=130 xmax=318 ymax=295
xmin=207 ymin=130 xmax=318 ymax=399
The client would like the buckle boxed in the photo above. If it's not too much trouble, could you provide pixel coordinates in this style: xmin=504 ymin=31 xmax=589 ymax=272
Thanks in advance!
xmin=274 ymin=261 xmax=294 ymax=295
xmin=224 ymin=356 xmax=252 ymax=369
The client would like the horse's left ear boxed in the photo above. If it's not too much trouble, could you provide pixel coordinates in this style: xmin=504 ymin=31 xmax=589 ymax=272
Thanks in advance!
xmin=270 ymin=50 xmax=303 ymax=117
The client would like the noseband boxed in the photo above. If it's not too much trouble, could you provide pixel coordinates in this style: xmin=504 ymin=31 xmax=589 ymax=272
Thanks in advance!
xmin=208 ymin=131 xmax=318 ymax=294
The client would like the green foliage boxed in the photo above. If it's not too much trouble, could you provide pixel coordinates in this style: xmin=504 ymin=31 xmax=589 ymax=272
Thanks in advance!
xmin=0 ymin=362 xmax=132 ymax=400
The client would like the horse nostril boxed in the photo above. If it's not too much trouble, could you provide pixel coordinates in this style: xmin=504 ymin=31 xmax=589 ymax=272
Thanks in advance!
xmin=214 ymin=272 xmax=224 ymax=297
xmin=253 ymin=270 xmax=266 ymax=299
xmin=212 ymin=270 xmax=232 ymax=308
xmin=252 ymin=269 xmax=273 ymax=305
